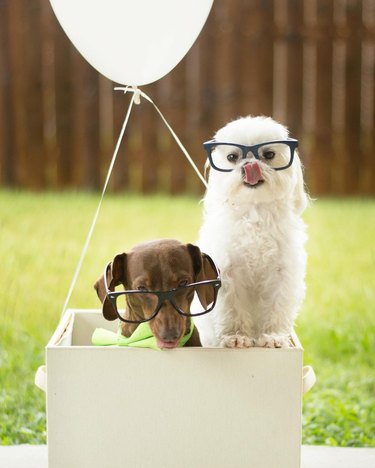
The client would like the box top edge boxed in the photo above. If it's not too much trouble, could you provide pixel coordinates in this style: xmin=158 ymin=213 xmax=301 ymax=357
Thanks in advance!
xmin=47 ymin=309 xmax=304 ymax=352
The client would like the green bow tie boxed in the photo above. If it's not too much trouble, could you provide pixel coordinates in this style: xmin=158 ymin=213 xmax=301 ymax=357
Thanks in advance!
xmin=92 ymin=319 xmax=194 ymax=350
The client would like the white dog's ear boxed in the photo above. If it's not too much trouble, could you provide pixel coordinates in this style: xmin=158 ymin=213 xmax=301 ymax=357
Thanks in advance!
xmin=292 ymin=156 xmax=308 ymax=215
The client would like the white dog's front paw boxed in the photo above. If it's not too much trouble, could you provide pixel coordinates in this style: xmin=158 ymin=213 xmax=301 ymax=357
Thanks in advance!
xmin=256 ymin=334 xmax=291 ymax=348
xmin=220 ymin=334 xmax=255 ymax=348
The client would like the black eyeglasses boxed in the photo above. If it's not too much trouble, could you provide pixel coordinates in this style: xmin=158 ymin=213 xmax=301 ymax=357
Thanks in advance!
xmin=203 ymin=138 xmax=298 ymax=172
xmin=104 ymin=255 xmax=222 ymax=324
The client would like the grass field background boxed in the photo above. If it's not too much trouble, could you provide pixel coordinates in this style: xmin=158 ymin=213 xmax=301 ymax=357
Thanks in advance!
xmin=0 ymin=190 xmax=374 ymax=446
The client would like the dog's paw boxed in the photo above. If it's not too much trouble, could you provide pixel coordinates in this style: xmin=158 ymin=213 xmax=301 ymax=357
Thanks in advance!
xmin=256 ymin=334 xmax=291 ymax=348
xmin=220 ymin=334 xmax=255 ymax=348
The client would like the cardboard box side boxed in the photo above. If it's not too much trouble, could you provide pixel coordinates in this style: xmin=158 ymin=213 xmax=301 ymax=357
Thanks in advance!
xmin=45 ymin=309 xmax=305 ymax=468
xmin=46 ymin=345 xmax=303 ymax=468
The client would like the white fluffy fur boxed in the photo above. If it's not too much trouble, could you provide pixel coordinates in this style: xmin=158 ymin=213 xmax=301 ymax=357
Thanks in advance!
xmin=194 ymin=116 xmax=308 ymax=348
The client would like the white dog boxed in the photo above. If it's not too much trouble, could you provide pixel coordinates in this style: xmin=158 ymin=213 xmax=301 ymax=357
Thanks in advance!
xmin=194 ymin=116 xmax=308 ymax=348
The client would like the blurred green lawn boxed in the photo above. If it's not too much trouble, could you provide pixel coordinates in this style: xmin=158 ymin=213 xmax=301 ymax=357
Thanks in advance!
xmin=0 ymin=190 xmax=374 ymax=446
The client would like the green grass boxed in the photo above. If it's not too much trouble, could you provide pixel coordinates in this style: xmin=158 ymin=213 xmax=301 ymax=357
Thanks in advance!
xmin=0 ymin=191 xmax=374 ymax=446
xmin=299 ymin=199 xmax=375 ymax=447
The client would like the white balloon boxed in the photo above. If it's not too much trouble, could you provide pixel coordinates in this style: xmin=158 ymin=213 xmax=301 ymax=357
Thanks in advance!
xmin=50 ymin=0 xmax=214 ymax=86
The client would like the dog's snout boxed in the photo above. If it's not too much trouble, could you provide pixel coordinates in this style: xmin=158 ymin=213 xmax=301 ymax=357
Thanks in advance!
xmin=242 ymin=159 xmax=259 ymax=169
xmin=242 ymin=160 xmax=264 ymax=187
xmin=159 ymin=328 xmax=180 ymax=342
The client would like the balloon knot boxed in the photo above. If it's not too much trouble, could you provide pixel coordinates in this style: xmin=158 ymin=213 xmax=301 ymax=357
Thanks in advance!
xmin=114 ymin=86 xmax=141 ymax=105
xmin=132 ymin=86 xmax=141 ymax=105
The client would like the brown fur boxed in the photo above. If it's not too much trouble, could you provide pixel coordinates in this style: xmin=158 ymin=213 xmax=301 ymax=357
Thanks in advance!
xmin=94 ymin=239 xmax=217 ymax=348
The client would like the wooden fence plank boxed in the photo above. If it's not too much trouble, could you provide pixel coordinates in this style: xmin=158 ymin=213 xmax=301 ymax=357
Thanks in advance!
xmin=309 ymin=0 xmax=335 ymax=194
xmin=97 ymin=76 xmax=113 ymax=189
xmin=154 ymin=79 xmax=169 ymax=192
xmin=240 ymin=0 xmax=274 ymax=117
xmin=139 ymin=82 xmax=160 ymax=194
xmin=52 ymin=16 xmax=74 ymax=188
xmin=184 ymin=41 xmax=206 ymax=194
xmin=7 ymin=0 xmax=28 ymax=188
xmin=171 ymin=66 xmax=191 ymax=194
xmin=285 ymin=0 xmax=304 ymax=137
xmin=190 ymin=7 xmax=217 ymax=188
xmin=110 ymin=86 xmax=131 ymax=192
xmin=197 ymin=7 xmax=216 ymax=138
xmin=331 ymin=0 xmax=347 ymax=194
xmin=0 ymin=0 xmax=15 ymax=186
xmin=359 ymin=0 xmax=375 ymax=194
xmin=6 ymin=0 xmax=46 ymax=188
xmin=70 ymin=49 xmax=100 ymax=189
xmin=343 ymin=0 xmax=363 ymax=194
xmin=24 ymin=0 xmax=45 ymax=189
xmin=41 ymin=0 xmax=56 ymax=188
xmin=157 ymin=67 xmax=188 ymax=194
xmin=210 ymin=0 xmax=241 ymax=127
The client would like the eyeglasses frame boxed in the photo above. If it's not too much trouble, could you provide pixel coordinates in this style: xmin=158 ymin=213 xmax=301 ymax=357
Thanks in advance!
xmin=203 ymin=138 xmax=299 ymax=172
xmin=103 ymin=255 xmax=222 ymax=324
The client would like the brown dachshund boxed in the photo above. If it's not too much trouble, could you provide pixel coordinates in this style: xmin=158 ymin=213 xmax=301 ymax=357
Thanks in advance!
xmin=94 ymin=239 xmax=219 ymax=349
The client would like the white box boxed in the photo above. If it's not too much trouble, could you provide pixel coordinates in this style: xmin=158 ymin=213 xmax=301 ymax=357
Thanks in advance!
xmin=36 ymin=309 xmax=315 ymax=468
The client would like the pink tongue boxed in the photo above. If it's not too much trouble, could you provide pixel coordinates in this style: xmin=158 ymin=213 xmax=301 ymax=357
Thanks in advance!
xmin=243 ymin=162 xmax=264 ymax=185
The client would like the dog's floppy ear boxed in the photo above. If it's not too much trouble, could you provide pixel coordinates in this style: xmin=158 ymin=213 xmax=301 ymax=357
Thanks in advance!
xmin=292 ymin=154 xmax=308 ymax=215
xmin=187 ymin=244 xmax=217 ymax=309
xmin=94 ymin=253 xmax=127 ymax=321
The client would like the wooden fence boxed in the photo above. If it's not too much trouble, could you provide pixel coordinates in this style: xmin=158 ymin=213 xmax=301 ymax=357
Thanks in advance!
xmin=0 ymin=0 xmax=374 ymax=195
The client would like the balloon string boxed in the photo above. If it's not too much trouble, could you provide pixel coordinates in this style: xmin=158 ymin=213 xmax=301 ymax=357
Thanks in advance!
xmin=61 ymin=90 xmax=136 ymax=317
xmin=61 ymin=86 xmax=207 ymax=317
xmin=114 ymin=86 xmax=208 ymax=188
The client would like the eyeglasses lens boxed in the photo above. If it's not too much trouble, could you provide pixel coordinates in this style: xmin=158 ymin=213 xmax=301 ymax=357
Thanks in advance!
xmin=113 ymin=284 xmax=216 ymax=322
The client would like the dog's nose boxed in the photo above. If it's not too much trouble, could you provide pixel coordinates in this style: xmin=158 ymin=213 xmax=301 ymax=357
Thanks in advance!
xmin=159 ymin=329 xmax=180 ymax=342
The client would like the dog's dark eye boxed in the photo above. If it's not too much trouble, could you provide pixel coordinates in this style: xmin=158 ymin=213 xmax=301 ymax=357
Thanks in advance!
xmin=227 ymin=153 xmax=239 ymax=163
xmin=178 ymin=280 xmax=189 ymax=287
xmin=137 ymin=286 xmax=147 ymax=291
xmin=263 ymin=151 xmax=275 ymax=160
